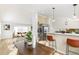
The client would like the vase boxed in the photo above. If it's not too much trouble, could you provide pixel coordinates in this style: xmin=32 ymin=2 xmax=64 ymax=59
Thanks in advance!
xmin=27 ymin=41 xmax=32 ymax=46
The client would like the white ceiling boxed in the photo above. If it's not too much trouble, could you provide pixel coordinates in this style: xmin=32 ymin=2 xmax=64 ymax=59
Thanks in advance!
xmin=0 ymin=4 xmax=79 ymax=24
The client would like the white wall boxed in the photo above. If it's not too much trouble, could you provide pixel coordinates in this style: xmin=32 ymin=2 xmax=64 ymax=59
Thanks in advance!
xmin=1 ymin=22 xmax=13 ymax=39
xmin=0 ymin=5 xmax=33 ymax=39
xmin=52 ymin=17 xmax=66 ymax=31
xmin=66 ymin=19 xmax=79 ymax=29
xmin=0 ymin=4 xmax=79 ymax=40
xmin=0 ymin=5 xmax=33 ymax=25
xmin=1 ymin=21 xmax=32 ymax=39
xmin=0 ymin=23 xmax=1 ymax=39
xmin=50 ymin=16 xmax=79 ymax=32
xmin=48 ymin=18 xmax=55 ymax=33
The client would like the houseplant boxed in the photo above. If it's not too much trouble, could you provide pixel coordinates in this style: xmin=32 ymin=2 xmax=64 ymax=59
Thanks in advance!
xmin=25 ymin=31 xmax=32 ymax=45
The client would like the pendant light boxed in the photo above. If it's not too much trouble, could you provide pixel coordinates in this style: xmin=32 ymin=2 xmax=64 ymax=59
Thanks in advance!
xmin=68 ymin=4 xmax=79 ymax=21
xmin=52 ymin=7 xmax=55 ymax=22
xmin=73 ymin=4 xmax=77 ymax=18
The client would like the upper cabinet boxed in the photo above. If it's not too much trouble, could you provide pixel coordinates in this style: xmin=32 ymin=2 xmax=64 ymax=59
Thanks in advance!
xmin=38 ymin=15 xmax=49 ymax=25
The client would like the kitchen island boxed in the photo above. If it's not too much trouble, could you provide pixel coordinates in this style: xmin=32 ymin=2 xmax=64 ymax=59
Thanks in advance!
xmin=47 ymin=33 xmax=79 ymax=55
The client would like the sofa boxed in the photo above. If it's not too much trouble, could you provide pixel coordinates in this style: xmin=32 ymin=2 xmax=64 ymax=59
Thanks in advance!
xmin=0 ymin=39 xmax=18 ymax=55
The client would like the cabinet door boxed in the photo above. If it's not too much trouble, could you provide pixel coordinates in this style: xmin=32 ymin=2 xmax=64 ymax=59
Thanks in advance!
xmin=55 ymin=35 xmax=67 ymax=54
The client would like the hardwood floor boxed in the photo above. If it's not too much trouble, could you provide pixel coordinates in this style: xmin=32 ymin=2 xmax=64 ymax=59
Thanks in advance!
xmin=15 ymin=41 xmax=55 ymax=55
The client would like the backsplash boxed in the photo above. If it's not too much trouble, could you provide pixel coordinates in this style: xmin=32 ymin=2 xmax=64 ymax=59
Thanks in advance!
xmin=66 ymin=29 xmax=79 ymax=34
xmin=55 ymin=29 xmax=79 ymax=34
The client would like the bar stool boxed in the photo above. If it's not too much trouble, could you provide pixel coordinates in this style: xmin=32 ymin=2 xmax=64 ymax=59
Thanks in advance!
xmin=47 ymin=35 xmax=57 ymax=50
xmin=66 ymin=38 xmax=79 ymax=55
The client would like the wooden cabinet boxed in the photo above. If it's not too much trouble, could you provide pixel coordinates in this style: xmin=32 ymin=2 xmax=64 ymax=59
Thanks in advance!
xmin=38 ymin=16 xmax=48 ymax=25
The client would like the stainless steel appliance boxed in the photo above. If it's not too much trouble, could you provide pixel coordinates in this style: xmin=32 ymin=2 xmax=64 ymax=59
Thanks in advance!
xmin=38 ymin=24 xmax=49 ymax=40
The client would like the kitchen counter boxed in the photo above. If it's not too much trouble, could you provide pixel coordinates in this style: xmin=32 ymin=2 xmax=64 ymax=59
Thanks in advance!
xmin=48 ymin=33 xmax=79 ymax=37
xmin=53 ymin=33 xmax=79 ymax=36
xmin=47 ymin=32 xmax=79 ymax=55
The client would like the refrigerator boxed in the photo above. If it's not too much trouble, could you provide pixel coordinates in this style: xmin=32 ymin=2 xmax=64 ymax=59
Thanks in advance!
xmin=38 ymin=24 xmax=49 ymax=40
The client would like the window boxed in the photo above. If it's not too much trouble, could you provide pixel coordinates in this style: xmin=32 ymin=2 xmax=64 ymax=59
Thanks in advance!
xmin=14 ymin=26 xmax=31 ymax=37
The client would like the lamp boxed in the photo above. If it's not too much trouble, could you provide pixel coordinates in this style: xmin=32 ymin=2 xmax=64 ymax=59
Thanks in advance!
xmin=68 ymin=4 xmax=79 ymax=21
xmin=52 ymin=7 xmax=55 ymax=22
xmin=73 ymin=4 xmax=77 ymax=18
xmin=72 ymin=4 xmax=79 ymax=21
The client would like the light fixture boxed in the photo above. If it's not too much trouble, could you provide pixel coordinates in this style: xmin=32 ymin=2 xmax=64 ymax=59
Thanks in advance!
xmin=52 ymin=7 xmax=55 ymax=22
xmin=68 ymin=4 xmax=79 ymax=21
xmin=71 ymin=4 xmax=79 ymax=21
xmin=73 ymin=4 xmax=77 ymax=18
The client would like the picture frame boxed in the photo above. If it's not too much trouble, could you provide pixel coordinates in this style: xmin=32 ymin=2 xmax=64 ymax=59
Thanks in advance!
xmin=4 ymin=24 xmax=10 ymax=30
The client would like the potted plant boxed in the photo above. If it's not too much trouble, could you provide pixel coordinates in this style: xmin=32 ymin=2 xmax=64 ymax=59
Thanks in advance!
xmin=25 ymin=31 xmax=32 ymax=45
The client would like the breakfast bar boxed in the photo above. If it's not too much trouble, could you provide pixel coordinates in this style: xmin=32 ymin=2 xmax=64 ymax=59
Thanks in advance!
xmin=47 ymin=33 xmax=79 ymax=54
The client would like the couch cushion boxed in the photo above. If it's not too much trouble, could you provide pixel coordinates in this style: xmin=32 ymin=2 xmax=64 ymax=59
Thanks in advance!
xmin=0 ymin=39 xmax=15 ymax=55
